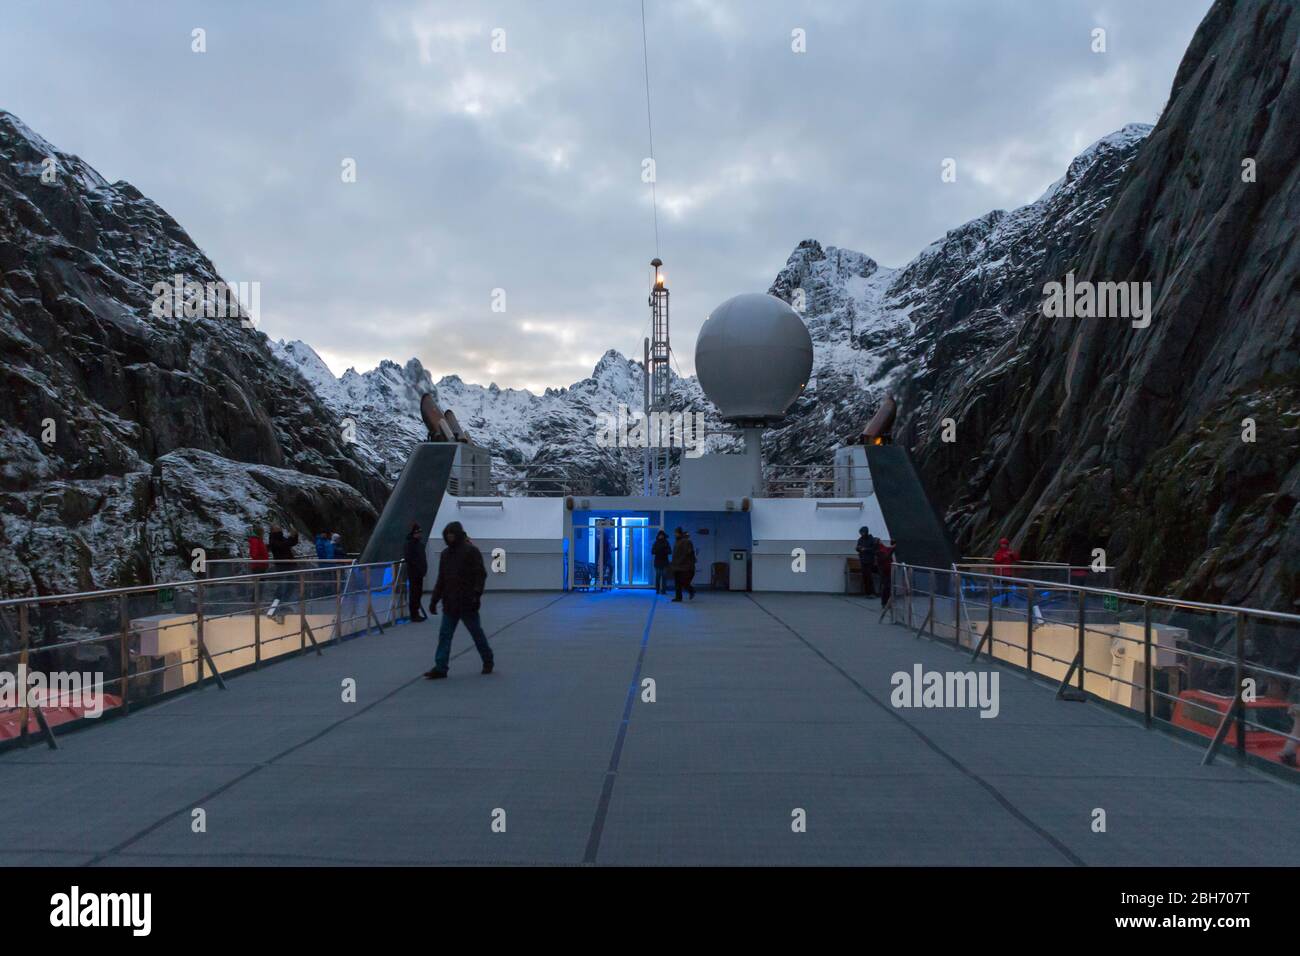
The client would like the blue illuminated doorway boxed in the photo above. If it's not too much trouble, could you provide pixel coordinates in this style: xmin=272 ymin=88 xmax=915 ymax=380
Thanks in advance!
xmin=572 ymin=514 xmax=655 ymax=588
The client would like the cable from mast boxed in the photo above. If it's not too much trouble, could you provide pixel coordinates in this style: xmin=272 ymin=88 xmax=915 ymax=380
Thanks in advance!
xmin=640 ymin=0 xmax=660 ymax=257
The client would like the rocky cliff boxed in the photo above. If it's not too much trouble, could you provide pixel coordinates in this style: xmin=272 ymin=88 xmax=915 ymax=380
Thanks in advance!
xmin=0 ymin=112 xmax=388 ymax=596
xmin=905 ymin=0 xmax=1300 ymax=611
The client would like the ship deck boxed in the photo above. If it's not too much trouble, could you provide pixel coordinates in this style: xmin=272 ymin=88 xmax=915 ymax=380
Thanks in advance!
xmin=3 ymin=591 xmax=1298 ymax=866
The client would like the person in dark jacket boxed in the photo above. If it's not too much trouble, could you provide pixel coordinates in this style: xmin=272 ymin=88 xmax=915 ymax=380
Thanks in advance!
xmin=404 ymin=523 xmax=428 ymax=622
xmin=855 ymin=526 xmax=878 ymax=596
xmin=265 ymin=523 xmax=300 ymax=621
xmin=651 ymin=530 xmax=672 ymax=595
xmin=876 ymin=540 xmax=895 ymax=608
xmin=425 ymin=521 xmax=494 ymax=678
xmin=669 ymin=527 xmax=696 ymax=602
xmin=268 ymin=525 xmax=299 ymax=563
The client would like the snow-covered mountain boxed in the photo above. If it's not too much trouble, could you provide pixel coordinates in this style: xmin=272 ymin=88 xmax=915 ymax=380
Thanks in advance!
xmin=278 ymin=123 xmax=1151 ymax=498
xmin=0 ymin=103 xmax=1154 ymax=600
xmin=273 ymin=339 xmax=714 ymax=494
xmin=766 ymin=123 xmax=1154 ymax=470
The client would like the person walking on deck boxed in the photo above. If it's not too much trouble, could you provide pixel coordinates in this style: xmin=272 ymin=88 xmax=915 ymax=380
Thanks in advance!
xmin=425 ymin=521 xmax=495 ymax=679
xmin=670 ymin=527 xmax=696 ymax=602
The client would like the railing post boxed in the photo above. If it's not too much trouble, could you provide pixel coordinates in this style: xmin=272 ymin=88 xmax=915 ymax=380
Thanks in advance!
xmin=17 ymin=602 xmax=30 ymax=743
xmin=388 ymin=560 xmax=401 ymax=626
xmin=888 ymin=564 xmax=897 ymax=624
xmin=926 ymin=573 xmax=935 ymax=638
xmin=195 ymin=580 xmax=206 ymax=687
xmin=299 ymin=571 xmax=307 ymax=652
xmin=1025 ymin=583 xmax=1035 ymax=676
xmin=906 ymin=566 xmax=914 ymax=629
xmin=118 ymin=593 xmax=130 ymax=716
xmin=335 ymin=566 xmax=343 ymax=643
xmin=1234 ymin=611 xmax=1246 ymax=765
xmin=253 ymin=577 xmax=262 ymax=669
xmin=1142 ymin=601 xmax=1152 ymax=728
xmin=951 ymin=572 xmax=961 ymax=647
xmin=1075 ymin=588 xmax=1086 ymax=692
xmin=366 ymin=568 xmax=375 ymax=634
xmin=987 ymin=576 xmax=995 ymax=660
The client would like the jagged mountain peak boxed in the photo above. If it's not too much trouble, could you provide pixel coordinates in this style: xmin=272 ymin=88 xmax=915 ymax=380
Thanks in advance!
xmin=0 ymin=110 xmax=107 ymax=193
xmin=1037 ymin=122 xmax=1155 ymax=205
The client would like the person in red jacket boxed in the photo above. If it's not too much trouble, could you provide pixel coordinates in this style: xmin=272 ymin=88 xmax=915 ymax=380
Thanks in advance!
xmin=993 ymin=537 xmax=1019 ymax=576
xmin=248 ymin=526 xmax=269 ymax=574
xmin=992 ymin=537 xmax=1019 ymax=606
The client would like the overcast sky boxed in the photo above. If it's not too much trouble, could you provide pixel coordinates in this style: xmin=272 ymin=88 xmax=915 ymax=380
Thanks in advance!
xmin=2 ymin=0 xmax=1211 ymax=391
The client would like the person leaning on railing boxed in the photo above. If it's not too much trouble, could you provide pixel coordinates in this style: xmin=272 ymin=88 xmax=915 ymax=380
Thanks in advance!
xmin=992 ymin=537 xmax=1019 ymax=606
xmin=248 ymin=526 xmax=269 ymax=575
xmin=993 ymin=538 xmax=1019 ymax=576
xmin=265 ymin=524 xmax=300 ymax=623
xmin=876 ymin=540 xmax=895 ymax=609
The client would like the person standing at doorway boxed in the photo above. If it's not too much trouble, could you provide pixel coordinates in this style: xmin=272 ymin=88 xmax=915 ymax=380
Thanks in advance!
xmin=652 ymin=530 xmax=672 ymax=595
xmin=855 ymin=526 xmax=878 ymax=596
xmin=404 ymin=522 xmax=428 ymax=622
xmin=670 ymin=527 xmax=696 ymax=602
xmin=426 ymin=521 xmax=495 ymax=678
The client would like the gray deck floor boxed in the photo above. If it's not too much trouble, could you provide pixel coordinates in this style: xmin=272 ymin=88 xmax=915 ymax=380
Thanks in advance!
xmin=3 ymin=591 xmax=1298 ymax=866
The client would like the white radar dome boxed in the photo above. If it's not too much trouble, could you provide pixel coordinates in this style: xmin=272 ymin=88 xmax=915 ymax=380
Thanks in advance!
xmin=695 ymin=293 xmax=813 ymax=423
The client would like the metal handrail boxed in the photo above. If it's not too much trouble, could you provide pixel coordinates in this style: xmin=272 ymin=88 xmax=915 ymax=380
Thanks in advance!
xmin=1 ymin=559 xmax=411 ymax=750
xmin=206 ymin=558 xmax=355 ymax=565
xmin=0 ymin=559 xmax=399 ymax=610
xmin=900 ymin=562 xmax=1300 ymax=625
xmin=891 ymin=561 xmax=1300 ymax=771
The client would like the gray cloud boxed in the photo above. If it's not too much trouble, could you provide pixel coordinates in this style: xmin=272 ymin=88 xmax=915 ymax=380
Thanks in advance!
xmin=1 ymin=0 xmax=1210 ymax=389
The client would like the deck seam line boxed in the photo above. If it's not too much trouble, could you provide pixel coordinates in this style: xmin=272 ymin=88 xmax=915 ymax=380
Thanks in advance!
xmin=745 ymin=593 xmax=1087 ymax=867
xmin=81 ymin=593 xmax=571 ymax=867
xmin=582 ymin=594 xmax=658 ymax=864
